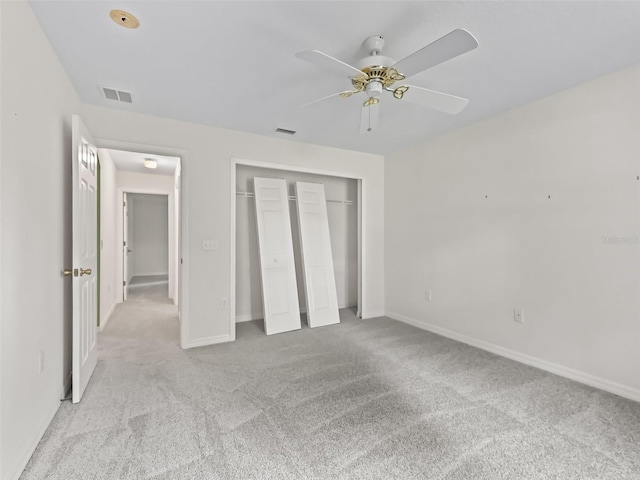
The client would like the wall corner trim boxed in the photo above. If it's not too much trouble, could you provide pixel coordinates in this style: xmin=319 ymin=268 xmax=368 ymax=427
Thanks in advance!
xmin=183 ymin=334 xmax=231 ymax=349
xmin=99 ymin=302 xmax=117 ymax=332
xmin=386 ymin=311 xmax=640 ymax=403
xmin=62 ymin=372 xmax=72 ymax=400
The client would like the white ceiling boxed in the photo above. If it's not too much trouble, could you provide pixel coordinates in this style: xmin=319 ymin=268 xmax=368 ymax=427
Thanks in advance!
xmin=30 ymin=1 xmax=640 ymax=155
xmin=104 ymin=149 xmax=179 ymax=176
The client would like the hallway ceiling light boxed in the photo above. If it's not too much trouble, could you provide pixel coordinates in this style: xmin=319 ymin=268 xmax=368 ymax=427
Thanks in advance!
xmin=110 ymin=10 xmax=140 ymax=29
xmin=143 ymin=158 xmax=158 ymax=169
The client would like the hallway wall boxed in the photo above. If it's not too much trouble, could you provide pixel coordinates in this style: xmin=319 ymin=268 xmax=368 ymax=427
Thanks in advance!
xmin=98 ymin=149 xmax=118 ymax=328
xmin=129 ymin=194 xmax=169 ymax=278
xmin=0 ymin=2 xmax=83 ymax=479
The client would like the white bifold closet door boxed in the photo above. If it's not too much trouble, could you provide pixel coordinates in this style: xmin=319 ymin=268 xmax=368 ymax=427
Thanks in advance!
xmin=254 ymin=177 xmax=301 ymax=335
xmin=295 ymin=182 xmax=340 ymax=327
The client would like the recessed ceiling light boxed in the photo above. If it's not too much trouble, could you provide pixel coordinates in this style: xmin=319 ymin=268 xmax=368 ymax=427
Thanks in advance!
xmin=110 ymin=10 xmax=140 ymax=29
xmin=144 ymin=158 xmax=158 ymax=169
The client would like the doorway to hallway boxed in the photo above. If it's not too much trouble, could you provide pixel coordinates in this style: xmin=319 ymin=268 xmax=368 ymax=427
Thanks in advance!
xmin=96 ymin=148 xmax=181 ymax=341
xmin=123 ymin=193 xmax=170 ymax=302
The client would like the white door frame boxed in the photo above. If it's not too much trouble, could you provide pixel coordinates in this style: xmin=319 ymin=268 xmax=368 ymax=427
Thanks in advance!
xmin=230 ymin=157 xmax=365 ymax=340
xmin=96 ymin=138 xmax=189 ymax=349
xmin=117 ymin=188 xmax=174 ymax=300
xmin=123 ymin=192 xmax=130 ymax=301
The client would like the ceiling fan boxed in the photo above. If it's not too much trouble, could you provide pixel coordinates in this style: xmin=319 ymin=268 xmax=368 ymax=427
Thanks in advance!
xmin=295 ymin=29 xmax=478 ymax=133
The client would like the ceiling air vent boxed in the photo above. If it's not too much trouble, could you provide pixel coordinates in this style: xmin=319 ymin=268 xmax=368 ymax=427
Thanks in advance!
xmin=100 ymin=86 xmax=133 ymax=103
xmin=275 ymin=128 xmax=296 ymax=135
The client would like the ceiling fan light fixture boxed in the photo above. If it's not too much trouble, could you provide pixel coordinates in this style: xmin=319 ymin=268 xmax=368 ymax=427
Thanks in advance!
xmin=143 ymin=158 xmax=158 ymax=169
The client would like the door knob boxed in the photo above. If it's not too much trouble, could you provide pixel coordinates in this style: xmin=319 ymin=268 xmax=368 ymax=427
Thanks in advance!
xmin=63 ymin=269 xmax=74 ymax=277
xmin=80 ymin=268 xmax=92 ymax=276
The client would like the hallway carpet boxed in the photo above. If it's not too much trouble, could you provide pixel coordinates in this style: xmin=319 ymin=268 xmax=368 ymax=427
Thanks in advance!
xmin=21 ymin=286 xmax=640 ymax=479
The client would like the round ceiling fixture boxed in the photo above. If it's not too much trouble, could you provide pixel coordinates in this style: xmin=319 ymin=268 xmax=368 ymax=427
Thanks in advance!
xmin=143 ymin=158 xmax=158 ymax=169
xmin=110 ymin=10 xmax=140 ymax=29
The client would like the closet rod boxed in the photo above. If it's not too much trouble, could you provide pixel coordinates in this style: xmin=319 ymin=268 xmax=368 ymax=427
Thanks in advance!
xmin=236 ymin=191 xmax=353 ymax=206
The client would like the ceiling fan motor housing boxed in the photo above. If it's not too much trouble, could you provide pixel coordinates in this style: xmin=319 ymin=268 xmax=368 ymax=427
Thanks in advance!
xmin=355 ymin=55 xmax=395 ymax=70
xmin=363 ymin=35 xmax=385 ymax=54
xmin=357 ymin=35 xmax=395 ymax=70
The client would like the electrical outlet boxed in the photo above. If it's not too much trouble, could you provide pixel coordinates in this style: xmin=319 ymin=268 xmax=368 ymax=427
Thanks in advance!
xmin=203 ymin=240 xmax=218 ymax=251
xmin=38 ymin=351 xmax=45 ymax=373
xmin=220 ymin=297 xmax=228 ymax=309
xmin=513 ymin=309 xmax=524 ymax=324
xmin=424 ymin=290 xmax=432 ymax=302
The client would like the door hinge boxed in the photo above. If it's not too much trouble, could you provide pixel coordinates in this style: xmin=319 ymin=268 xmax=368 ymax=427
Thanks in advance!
xmin=123 ymin=241 xmax=126 ymax=246
xmin=123 ymin=280 xmax=126 ymax=286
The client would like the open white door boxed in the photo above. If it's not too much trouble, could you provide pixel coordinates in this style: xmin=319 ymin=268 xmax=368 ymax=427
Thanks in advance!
xmin=122 ymin=193 xmax=129 ymax=301
xmin=295 ymin=182 xmax=340 ymax=327
xmin=71 ymin=115 xmax=98 ymax=403
xmin=254 ymin=177 xmax=301 ymax=335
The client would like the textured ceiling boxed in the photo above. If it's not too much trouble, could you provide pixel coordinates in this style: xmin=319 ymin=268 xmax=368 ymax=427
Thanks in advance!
xmin=30 ymin=1 xmax=640 ymax=155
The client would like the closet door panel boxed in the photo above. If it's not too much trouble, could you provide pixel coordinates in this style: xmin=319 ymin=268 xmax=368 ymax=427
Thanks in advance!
xmin=254 ymin=177 xmax=301 ymax=335
xmin=296 ymin=182 xmax=340 ymax=327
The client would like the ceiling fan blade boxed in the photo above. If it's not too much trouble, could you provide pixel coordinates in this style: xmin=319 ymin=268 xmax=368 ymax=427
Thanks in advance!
xmin=360 ymin=101 xmax=379 ymax=134
xmin=399 ymin=85 xmax=469 ymax=114
xmin=392 ymin=29 xmax=478 ymax=79
xmin=295 ymin=50 xmax=364 ymax=79
xmin=298 ymin=90 xmax=360 ymax=109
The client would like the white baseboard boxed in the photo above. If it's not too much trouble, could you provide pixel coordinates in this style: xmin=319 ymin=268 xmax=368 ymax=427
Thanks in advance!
xmin=386 ymin=311 xmax=640 ymax=403
xmin=99 ymin=302 xmax=117 ymax=332
xmin=236 ymin=313 xmax=261 ymax=323
xmin=183 ymin=334 xmax=231 ymax=349
xmin=6 ymin=398 xmax=60 ymax=480
xmin=133 ymin=271 xmax=169 ymax=277
xmin=362 ymin=310 xmax=386 ymax=319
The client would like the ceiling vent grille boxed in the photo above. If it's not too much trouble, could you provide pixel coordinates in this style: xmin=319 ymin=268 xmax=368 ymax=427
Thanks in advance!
xmin=275 ymin=128 xmax=296 ymax=135
xmin=101 ymin=86 xmax=133 ymax=103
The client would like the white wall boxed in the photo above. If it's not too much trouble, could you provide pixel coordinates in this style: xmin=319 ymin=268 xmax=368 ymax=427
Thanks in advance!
xmin=116 ymin=171 xmax=176 ymax=301
xmin=385 ymin=63 xmax=640 ymax=400
xmin=0 ymin=1 xmax=4 ymax=476
xmin=98 ymin=149 xmax=118 ymax=328
xmin=0 ymin=2 xmax=83 ymax=479
xmin=129 ymin=194 xmax=169 ymax=277
xmin=236 ymin=165 xmax=358 ymax=322
xmin=82 ymin=105 xmax=385 ymax=347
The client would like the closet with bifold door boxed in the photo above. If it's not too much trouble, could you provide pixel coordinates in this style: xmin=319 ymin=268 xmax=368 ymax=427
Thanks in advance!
xmin=235 ymin=165 xmax=359 ymax=335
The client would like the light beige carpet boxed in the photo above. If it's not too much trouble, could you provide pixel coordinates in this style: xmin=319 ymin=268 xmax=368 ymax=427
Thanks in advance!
xmin=20 ymin=285 xmax=640 ymax=479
